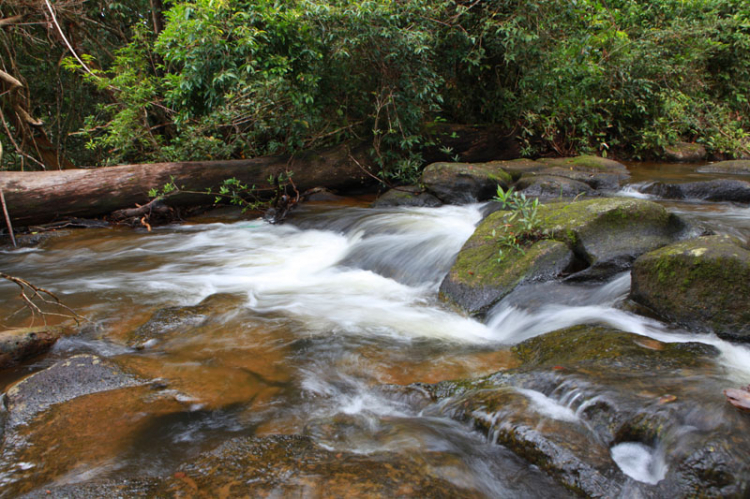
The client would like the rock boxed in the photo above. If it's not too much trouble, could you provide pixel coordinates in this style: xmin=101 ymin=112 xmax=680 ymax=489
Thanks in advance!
xmin=439 ymin=216 xmax=576 ymax=315
xmin=630 ymin=235 xmax=750 ymax=341
xmin=421 ymin=161 xmax=513 ymax=204
xmin=536 ymin=155 xmax=630 ymax=190
xmin=697 ymin=159 xmax=750 ymax=175
xmin=154 ymin=434 xmax=480 ymax=497
xmin=642 ymin=179 xmax=750 ymax=203
xmin=663 ymin=142 xmax=707 ymax=162
xmin=440 ymin=198 xmax=686 ymax=315
xmin=513 ymin=325 xmax=719 ymax=373
xmin=515 ymin=175 xmax=595 ymax=200
xmin=19 ymin=480 xmax=158 ymax=498
xmin=421 ymin=325 xmax=746 ymax=497
xmin=536 ymin=198 xmax=687 ymax=279
xmin=128 ymin=293 xmax=245 ymax=347
xmin=0 ymin=327 xmax=62 ymax=369
xmin=3 ymin=354 xmax=141 ymax=430
xmin=371 ymin=186 xmax=442 ymax=208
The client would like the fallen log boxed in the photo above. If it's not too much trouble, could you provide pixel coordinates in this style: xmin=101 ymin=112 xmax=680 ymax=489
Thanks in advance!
xmin=0 ymin=143 xmax=376 ymax=227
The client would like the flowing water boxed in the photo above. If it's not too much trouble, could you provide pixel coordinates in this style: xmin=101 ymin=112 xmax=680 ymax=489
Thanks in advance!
xmin=0 ymin=163 xmax=749 ymax=496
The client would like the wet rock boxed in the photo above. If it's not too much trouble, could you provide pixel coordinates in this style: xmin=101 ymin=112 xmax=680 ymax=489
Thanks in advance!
xmin=537 ymin=198 xmax=687 ymax=280
xmin=513 ymin=325 xmax=719 ymax=373
xmin=155 ymin=434 xmax=480 ymax=497
xmin=697 ymin=159 xmax=750 ymax=175
xmin=642 ymin=179 xmax=750 ymax=203
xmin=439 ymin=226 xmax=576 ymax=315
xmin=631 ymin=235 xmax=750 ymax=341
xmin=0 ymin=327 xmax=62 ymax=369
xmin=536 ymin=155 xmax=630 ymax=191
xmin=421 ymin=161 xmax=513 ymax=204
xmin=515 ymin=175 xmax=595 ymax=200
xmin=663 ymin=142 xmax=707 ymax=162
xmin=128 ymin=292 xmax=245 ymax=347
xmin=19 ymin=479 xmax=158 ymax=498
xmin=371 ymin=186 xmax=442 ymax=208
xmin=3 ymin=354 xmax=141 ymax=430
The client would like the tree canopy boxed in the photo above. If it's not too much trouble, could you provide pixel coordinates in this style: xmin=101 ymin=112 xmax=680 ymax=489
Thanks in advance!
xmin=2 ymin=0 xmax=749 ymax=178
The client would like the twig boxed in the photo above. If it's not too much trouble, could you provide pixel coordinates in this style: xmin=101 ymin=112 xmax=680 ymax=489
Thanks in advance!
xmin=346 ymin=147 xmax=423 ymax=194
xmin=0 ymin=272 xmax=84 ymax=326
xmin=0 ymin=189 xmax=16 ymax=247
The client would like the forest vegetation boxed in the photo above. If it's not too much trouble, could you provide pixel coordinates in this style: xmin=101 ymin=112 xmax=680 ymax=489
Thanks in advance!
xmin=1 ymin=0 xmax=749 ymax=183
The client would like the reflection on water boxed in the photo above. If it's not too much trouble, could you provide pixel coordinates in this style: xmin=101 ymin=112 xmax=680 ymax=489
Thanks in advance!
xmin=0 ymin=163 xmax=749 ymax=496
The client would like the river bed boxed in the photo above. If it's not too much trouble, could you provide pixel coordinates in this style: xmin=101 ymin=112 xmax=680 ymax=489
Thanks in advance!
xmin=0 ymin=163 xmax=749 ymax=497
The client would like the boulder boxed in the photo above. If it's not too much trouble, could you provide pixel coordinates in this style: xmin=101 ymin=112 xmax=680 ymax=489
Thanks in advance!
xmin=0 ymin=326 xmax=62 ymax=369
xmin=536 ymin=198 xmax=686 ymax=279
xmin=697 ymin=160 xmax=750 ymax=175
xmin=440 ymin=198 xmax=686 ymax=315
xmin=630 ymin=235 xmax=750 ymax=341
xmin=439 ymin=213 xmax=576 ymax=315
xmin=421 ymin=161 xmax=512 ymax=204
xmin=642 ymin=179 xmax=750 ymax=203
xmin=514 ymin=175 xmax=595 ymax=200
xmin=536 ymin=156 xmax=630 ymax=190
xmin=371 ymin=186 xmax=442 ymax=208
xmin=663 ymin=142 xmax=707 ymax=162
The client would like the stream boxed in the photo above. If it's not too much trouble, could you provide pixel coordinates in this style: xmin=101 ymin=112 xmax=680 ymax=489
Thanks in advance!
xmin=0 ymin=163 xmax=749 ymax=497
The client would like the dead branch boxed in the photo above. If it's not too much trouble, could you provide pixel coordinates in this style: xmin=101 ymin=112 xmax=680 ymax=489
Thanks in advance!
xmin=0 ymin=272 xmax=84 ymax=326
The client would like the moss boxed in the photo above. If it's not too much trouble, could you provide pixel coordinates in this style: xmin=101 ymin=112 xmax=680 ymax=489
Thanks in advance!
xmin=537 ymin=155 xmax=627 ymax=172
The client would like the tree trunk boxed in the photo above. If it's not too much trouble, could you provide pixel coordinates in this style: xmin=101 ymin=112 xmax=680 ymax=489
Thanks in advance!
xmin=0 ymin=143 xmax=376 ymax=227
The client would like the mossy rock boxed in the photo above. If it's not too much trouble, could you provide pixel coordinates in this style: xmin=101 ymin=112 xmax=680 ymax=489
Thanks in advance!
xmin=515 ymin=175 xmax=595 ymax=200
xmin=421 ymin=161 xmax=513 ymax=204
xmin=513 ymin=325 xmax=719 ymax=372
xmin=537 ymin=155 xmax=628 ymax=173
xmin=371 ymin=186 xmax=442 ymax=208
xmin=536 ymin=198 xmax=686 ymax=279
xmin=631 ymin=235 xmax=750 ymax=341
xmin=664 ymin=142 xmax=707 ymax=163
xmin=697 ymin=160 xmax=750 ymax=175
xmin=439 ymin=212 xmax=575 ymax=315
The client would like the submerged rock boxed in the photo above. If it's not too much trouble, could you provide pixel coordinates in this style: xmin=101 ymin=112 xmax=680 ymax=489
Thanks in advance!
xmin=3 ymin=354 xmax=141 ymax=430
xmin=0 ymin=326 xmax=62 ymax=369
xmin=642 ymin=179 xmax=750 ymax=203
xmin=630 ymin=235 xmax=750 ymax=341
xmin=421 ymin=325 xmax=747 ymax=497
xmin=128 ymin=293 xmax=245 ymax=347
xmin=155 ymin=434 xmax=480 ymax=497
xmin=421 ymin=161 xmax=513 ymax=204
xmin=663 ymin=142 xmax=707 ymax=163
xmin=697 ymin=159 xmax=750 ymax=175
xmin=371 ymin=186 xmax=442 ymax=208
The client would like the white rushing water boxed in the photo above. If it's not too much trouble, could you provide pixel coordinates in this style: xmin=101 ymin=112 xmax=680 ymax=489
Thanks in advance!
xmin=611 ymin=442 xmax=668 ymax=485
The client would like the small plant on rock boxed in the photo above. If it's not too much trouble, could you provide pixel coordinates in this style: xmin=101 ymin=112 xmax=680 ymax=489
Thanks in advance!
xmin=492 ymin=186 xmax=548 ymax=261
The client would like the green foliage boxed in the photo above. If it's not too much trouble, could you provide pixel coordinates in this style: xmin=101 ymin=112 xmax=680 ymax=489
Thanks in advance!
xmin=492 ymin=186 xmax=547 ymax=260
xmin=58 ymin=0 xmax=750 ymax=170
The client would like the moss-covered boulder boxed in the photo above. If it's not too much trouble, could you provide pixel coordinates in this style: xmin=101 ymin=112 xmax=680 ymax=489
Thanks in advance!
xmin=535 ymin=156 xmax=630 ymax=190
xmin=0 ymin=326 xmax=62 ymax=369
xmin=536 ymin=198 xmax=686 ymax=279
xmin=371 ymin=186 xmax=442 ymax=208
xmin=697 ymin=159 xmax=750 ymax=175
xmin=440 ymin=198 xmax=686 ymax=315
xmin=421 ymin=161 xmax=513 ymax=204
xmin=439 ymin=213 xmax=576 ymax=315
xmin=630 ymin=235 xmax=750 ymax=341
xmin=663 ymin=142 xmax=707 ymax=162
xmin=513 ymin=325 xmax=719 ymax=373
